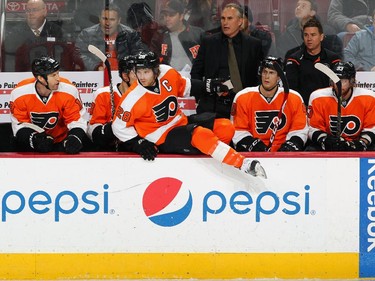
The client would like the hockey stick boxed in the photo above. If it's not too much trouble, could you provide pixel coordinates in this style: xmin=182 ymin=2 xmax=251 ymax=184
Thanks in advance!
xmin=267 ymin=62 xmax=289 ymax=151
xmin=88 ymin=44 xmax=115 ymax=118
xmin=314 ymin=62 xmax=342 ymax=137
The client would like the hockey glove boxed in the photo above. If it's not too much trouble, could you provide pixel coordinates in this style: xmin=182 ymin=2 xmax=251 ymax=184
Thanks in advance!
xmin=64 ymin=135 xmax=83 ymax=154
xmin=204 ymin=78 xmax=229 ymax=95
xmin=31 ymin=132 xmax=54 ymax=153
xmin=133 ymin=138 xmax=158 ymax=161
xmin=278 ymin=140 xmax=300 ymax=152
xmin=237 ymin=136 xmax=268 ymax=152
xmin=319 ymin=135 xmax=342 ymax=151
xmin=340 ymin=140 xmax=367 ymax=151
xmin=92 ymin=122 xmax=115 ymax=147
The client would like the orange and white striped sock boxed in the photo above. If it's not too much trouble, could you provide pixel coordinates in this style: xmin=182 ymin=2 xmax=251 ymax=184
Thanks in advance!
xmin=191 ymin=126 xmax=244 ymax=168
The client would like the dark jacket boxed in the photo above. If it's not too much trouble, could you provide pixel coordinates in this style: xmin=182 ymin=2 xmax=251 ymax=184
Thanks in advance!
xmin=3 ymin=20 xmax=65 ymax=71
xmin=206 ymin=25 xmax=271 ymax=58
xmin=277 ymin=17 xmax=341 ymax=59
xmin=191 ymin=31 xmax=263 ymax=118
xmin=76 ymin=24 xmax=147 ymax=70
xmin=328 ymin=0 xmax=375 ymax=33
xmin=285 ymin=46 xmax=341 ymax=105
xmin=150 ymin=23 xmax=204 ymax=68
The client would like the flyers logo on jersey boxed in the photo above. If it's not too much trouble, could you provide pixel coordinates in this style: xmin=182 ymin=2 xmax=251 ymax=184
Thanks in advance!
xmin=153 ymin=96 xmax=178 ymax=122
xmin=30 ymin=112 xmax=59 ymax=129
xmin=329 ymin=115 xmax=361 ymax=136
xmin=255 ymin=110 xmax=286 ymax=134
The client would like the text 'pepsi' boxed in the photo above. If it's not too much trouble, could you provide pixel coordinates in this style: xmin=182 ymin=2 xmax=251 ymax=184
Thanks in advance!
xmin=203 ymin=185 xmax=311 ymax=222
xmin=1 ymin=184 xmax=109 ymax=222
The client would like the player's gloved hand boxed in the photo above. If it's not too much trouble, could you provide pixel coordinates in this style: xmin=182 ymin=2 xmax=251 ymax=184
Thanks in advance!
xmin=31 ymin=132 xmax=54 ymax=153
xmin=341 ymin=140 xmax=367 ymax=151
xmin=248 ymin=139 xmax=268 ymax=151
xmin=278 ymin=140 xmax=300 ymax=151
xmin=64 ymin=135 xmax=83 ymax=154
xmin=101 ymin=122 xmax=114 ymax=138
xmin=204 ymin=78 xmax=229 ymax=95
xmin=247 ymin=138 xmax=268 ymax=152
xmin=133 ymin=138 xmax=158 ymax=161
xmin=237 ymin=137 xmax=268 ymax=152
xmin=92 ymin=122 xmax=115 ymax=147
xmin=319 ymin=135 xmax=342 ymax=151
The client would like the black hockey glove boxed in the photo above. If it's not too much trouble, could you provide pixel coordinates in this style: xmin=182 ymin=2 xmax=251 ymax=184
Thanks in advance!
xmin=64 ymin=135 xmax=83 ymax=154
xmin=133 ymin=138 xmax=158 ymax=161
xmin=278 ymin=140 xmax=300 ymax=152
xmin=237 ymin=136 xmax=268 ymax=152
xmin=31 ymin=132 xmax=54 ymax=153
xmin=204 ymin=78 xmax=229 ymax=95
xmin=92 ymin=122 xmax=115 ymax=147
xmin=319 ymin=135 xmax=342 ymax=151
xmin=340 ymin=140 xmax=367 ymax=151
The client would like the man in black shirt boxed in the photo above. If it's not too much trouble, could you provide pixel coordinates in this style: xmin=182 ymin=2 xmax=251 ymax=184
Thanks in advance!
xmin=285 ymin=18 xmax=341 ymax=106
xmin=191 ymin=3 xmax=263 ymax=119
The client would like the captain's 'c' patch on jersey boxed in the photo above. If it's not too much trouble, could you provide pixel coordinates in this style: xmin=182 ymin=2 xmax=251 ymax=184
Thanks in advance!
xmin=30 ymin=112 xmax=59 ymax=130
xmin=255 ymin=110 xmax=286 ymax=134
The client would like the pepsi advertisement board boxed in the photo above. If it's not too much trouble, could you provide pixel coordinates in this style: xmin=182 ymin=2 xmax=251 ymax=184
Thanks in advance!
xmin=0 ymin=154 xmax=372 ymax=279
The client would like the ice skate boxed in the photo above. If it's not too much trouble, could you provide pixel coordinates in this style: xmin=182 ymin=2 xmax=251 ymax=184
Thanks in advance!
xmin=240 ymin=159 xmax=267 ymax=179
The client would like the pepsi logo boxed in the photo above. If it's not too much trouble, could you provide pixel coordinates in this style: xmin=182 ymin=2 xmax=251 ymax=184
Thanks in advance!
xmin=142 ymin=177 xmax=192 ymax=227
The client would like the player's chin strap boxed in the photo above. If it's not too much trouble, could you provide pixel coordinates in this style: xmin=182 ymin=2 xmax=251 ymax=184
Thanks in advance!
xmin=37 ymin=76 xmax=51 ymax=91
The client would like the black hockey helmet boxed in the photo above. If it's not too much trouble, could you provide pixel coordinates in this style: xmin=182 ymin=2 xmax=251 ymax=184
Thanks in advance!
xmin=32 ymin=56 xmax=60 ymax=78
xmin=118 ymin=55 xmax=136 ymax=76
xmin=331 ymin=61 xmax=356 ymax=80
xmin=258 ymin=56 xmax=284 ymax=75
xmin=134 ymin=51 xmax=159 ymax=69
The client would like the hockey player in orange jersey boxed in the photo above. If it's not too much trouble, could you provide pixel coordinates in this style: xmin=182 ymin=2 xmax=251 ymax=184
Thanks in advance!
xmin=112 ymin=51 xmax=267 ymax=178
xmin=231 ymin=56 xmax=308 ymax=152
xmin=307 ymin=61 xmax=375 ymax=151
xmin=88 ymin=55 xmax=137 ymax=150
xmin=10 ymin=56 xmax=87 ymax=153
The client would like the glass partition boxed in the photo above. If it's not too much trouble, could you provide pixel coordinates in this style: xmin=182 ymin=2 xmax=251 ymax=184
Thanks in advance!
xmin=0 ymin=0 xmax=351 ymax=72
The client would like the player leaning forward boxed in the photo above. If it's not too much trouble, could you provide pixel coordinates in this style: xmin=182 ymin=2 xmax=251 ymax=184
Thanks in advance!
xmin=10 ymin=56 xmax=87 ymax=153
xmin=112 ymin=51 xmax=266 ymax=178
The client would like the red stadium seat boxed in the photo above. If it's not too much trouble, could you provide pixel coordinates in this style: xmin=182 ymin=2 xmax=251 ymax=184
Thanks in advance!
xmin=275 ymin=0 xmax=296 ymax=33
xmin=315 ymin=0 xmax=331 ymax=24
xmin=248 ymin=0 xmax=273 ymax=27
xmin=14 ymin=40 xmax=84 ymax=72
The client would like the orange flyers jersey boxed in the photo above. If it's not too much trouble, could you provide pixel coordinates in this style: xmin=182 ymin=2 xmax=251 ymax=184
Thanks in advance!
xmin=87 ymin=84 xmax=122 ymax=138
xmin=10 ymin=77 xmax=87 ymax=143
xmin=308 ymin=87 xmax=375 ymax=141
xmin=231 ymin=86 xmax=308 ymax=152
xmin=112 ymin=64 xmax=191 ymax=145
